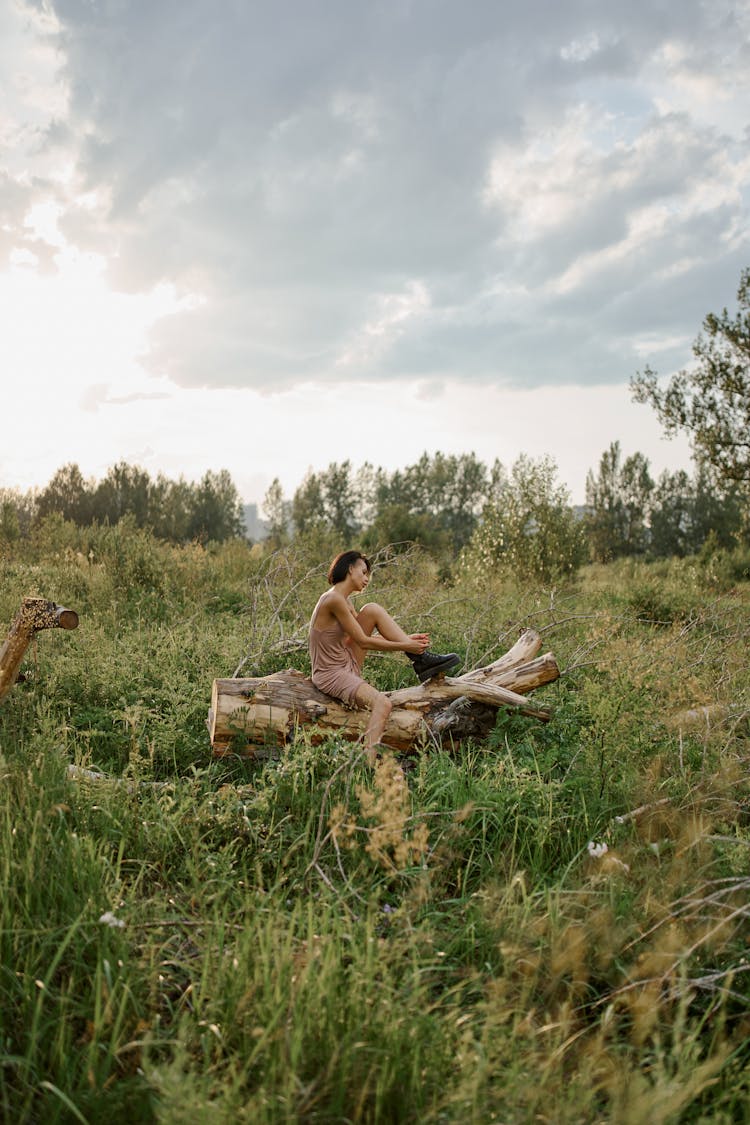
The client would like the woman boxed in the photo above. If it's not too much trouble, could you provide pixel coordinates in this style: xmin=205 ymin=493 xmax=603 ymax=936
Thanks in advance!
xmin=309 ymin=550 xmax=459 ymax=763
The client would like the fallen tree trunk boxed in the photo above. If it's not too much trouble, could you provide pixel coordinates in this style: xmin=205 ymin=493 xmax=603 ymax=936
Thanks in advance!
xmin=0 ymin=597 xmax=79 ymax=705
xmin=209 ymin=628 xmax=559 ymax=757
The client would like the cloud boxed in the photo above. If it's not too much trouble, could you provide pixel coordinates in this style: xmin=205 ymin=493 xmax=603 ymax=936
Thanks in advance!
xmin=79 ymin=383 xmax=172 ymax=412
xmin=10 ymin=0 xmax=750 ymax=392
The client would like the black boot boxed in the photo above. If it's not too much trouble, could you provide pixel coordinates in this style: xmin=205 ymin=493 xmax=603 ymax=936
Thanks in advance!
xmin=408 ymin=650 xmax=460 ymax=683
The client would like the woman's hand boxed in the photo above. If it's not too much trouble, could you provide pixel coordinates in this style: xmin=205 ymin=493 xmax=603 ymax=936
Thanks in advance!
xmin=405 ymin=633 xmax=429 ymax=654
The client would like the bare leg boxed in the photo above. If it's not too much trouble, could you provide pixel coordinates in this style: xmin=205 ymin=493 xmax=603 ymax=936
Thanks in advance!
xmin=353 ymin=681 xmax=393 ymax=765
xmin=348 ymin=602 xmax=412 ymax=666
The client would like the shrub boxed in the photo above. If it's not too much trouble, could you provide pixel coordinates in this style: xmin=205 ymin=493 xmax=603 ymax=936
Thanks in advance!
xmin=461 ymin=454 xmax=586 ymax=585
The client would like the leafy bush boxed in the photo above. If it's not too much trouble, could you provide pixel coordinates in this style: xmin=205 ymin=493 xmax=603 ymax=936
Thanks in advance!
xmin=461 ymin=454 xmax=587 ymax=585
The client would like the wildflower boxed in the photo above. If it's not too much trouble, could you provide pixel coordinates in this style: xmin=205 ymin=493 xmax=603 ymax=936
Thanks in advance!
xmin=588 ymin=840 xmax=631 ymax=874
xmin=98 ymin=911 xmax=125 ymax=929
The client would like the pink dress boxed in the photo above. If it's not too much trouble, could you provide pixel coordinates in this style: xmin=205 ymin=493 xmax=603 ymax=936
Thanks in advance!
xmin=309 ymin=619 xmax=365 ymax=705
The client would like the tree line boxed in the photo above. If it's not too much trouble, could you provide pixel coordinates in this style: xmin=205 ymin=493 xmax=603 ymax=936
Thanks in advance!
xmin=0 ymin=446 xmax=745 ymax=580
xmin=2 ymin=268 xmax=749 ymax=576
xmin=0 ymin=463 xmax=245 ymax=546
xmin=265 ymin=443 xmax=745 ymax=566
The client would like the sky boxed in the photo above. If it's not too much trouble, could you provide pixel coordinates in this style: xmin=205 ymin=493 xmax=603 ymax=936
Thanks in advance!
xmin=2 ymin=0 xmax=749 ymax=513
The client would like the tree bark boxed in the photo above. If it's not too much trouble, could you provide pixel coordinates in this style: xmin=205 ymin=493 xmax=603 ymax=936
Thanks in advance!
xmin=209 ymin=628 xmax=559 ymax=757
xmin=0 ymin=597 xmax=79 ymax=705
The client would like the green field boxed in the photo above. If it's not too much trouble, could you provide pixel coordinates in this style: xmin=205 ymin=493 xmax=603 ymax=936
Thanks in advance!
xmin=2 ymin=522 xmax=750 ymax=1123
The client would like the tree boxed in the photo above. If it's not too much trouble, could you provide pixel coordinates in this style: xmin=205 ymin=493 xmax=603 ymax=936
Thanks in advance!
xmin=0 ymin=488 xmax=36 ymax=543
xmin=585 ymin=442 xmax=654 ymax=561
xmin=361 ymin=504 xmax=451 ymax=557
xmin=351 ymin=462 xmax=384 ymax=530
xmin=36 ymin=463 xmax=94 ymax=525
xmin=150 ymin=474 xmax=194 ymax=542
xmin=422 ymin=452 xmax=487 ymax=551
xmin=0 ymin=497 xmax=20 ymax=546
xmin=92 ymin=462 xmax=153 ymax=528
xmin=647 ymin=469 xmax=694 ymax=559
xmin=262 ymin=478 xmax=290 ymax=548
xmin=292 ymin=471 xmax=326 ymax=536
xmin=631 ymin=268 xmax=750 ymax=486
xmin=319 ymin=461 xmax=358 ymax=539
xmin=689 ymin=466 xmax=745 ymax=551
xmin=464 ymin=454 xmax=585 ymax=584
xmin=291 ymin=462 xmax=360 ymax=540
xmin=188 ymin=470 xmax=245 ymax=542
xmin=365 ymin=452 xmax=488 ymax=554
xmin=649 ymin=467 xmax=744 ymax=558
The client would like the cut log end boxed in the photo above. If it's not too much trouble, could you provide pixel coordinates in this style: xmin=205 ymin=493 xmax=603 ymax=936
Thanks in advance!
xmin=0 ymin=597 xmax=80 ymax=705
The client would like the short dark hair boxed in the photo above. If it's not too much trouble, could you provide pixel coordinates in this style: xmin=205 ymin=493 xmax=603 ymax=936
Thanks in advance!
xmin=327 ymin=550 xmax=371 ymax=585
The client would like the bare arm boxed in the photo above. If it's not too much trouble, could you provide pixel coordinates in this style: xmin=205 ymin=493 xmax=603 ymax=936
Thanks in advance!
xmin=326 ymin=592 xmax=428 ymax=655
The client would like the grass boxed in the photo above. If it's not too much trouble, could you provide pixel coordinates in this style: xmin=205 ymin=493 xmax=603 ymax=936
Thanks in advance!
xmin=1 ymin=524 xmax=750 ymax=1121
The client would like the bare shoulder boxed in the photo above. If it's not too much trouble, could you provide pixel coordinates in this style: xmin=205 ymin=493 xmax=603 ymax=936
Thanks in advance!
xmin=311 ymin=589 xmax=348 ymax=628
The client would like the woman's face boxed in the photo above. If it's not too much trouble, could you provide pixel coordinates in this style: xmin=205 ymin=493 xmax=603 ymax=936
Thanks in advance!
xmin=349 ymin=558 xmax=370 ymax=592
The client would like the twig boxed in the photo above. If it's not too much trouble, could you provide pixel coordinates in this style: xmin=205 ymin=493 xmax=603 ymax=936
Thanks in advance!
xmin=130 ymin=918 xmax=245 ymax=931
xmin=613 ymin=797 xmax=672 ymax=825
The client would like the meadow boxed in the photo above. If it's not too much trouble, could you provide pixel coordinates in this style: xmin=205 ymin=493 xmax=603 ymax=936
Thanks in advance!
xmin=1 ymin=518 xmax=750 ymax=1123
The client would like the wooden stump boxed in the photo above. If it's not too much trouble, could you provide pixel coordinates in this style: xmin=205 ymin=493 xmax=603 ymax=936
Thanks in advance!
xmin=0 ymin=597 xmax=79 ymax=705
xmin=209 ymin=628 xmax=559 ymax=757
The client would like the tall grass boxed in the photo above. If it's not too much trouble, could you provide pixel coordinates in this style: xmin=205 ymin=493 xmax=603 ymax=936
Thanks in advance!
xmin=1 ymin=527 xmax=749 ymax=1121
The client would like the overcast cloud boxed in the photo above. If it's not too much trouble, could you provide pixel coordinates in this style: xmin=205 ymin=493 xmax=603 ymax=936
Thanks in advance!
xmin=5 ymin=0 xmax=748 ymax=400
